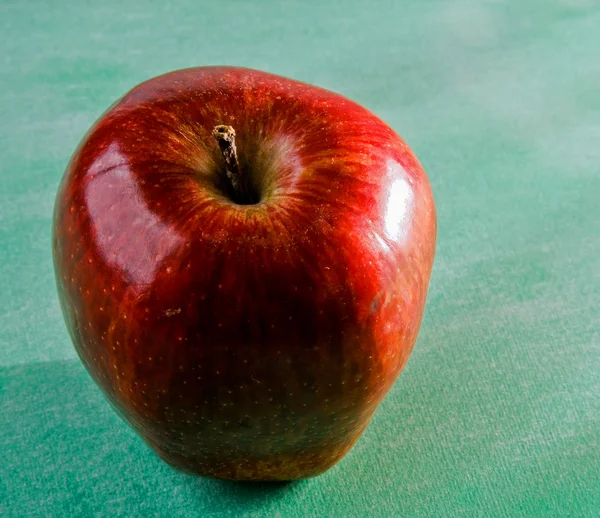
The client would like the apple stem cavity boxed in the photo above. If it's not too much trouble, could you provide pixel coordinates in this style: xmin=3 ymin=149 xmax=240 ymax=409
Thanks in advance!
xmin=212 ymin=125 xmax=257 ymax=205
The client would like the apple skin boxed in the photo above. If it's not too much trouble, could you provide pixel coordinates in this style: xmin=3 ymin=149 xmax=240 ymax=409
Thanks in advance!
xmin=52 ymin=67 xmax=436 ymax=481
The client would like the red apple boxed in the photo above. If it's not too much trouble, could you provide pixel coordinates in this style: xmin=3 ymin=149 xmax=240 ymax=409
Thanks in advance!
xmin=52 ymin=67 xmax=436 ymax=481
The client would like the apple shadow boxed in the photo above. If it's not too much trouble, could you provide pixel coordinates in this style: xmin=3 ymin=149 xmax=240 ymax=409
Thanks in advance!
xmin=191 ymin=478 xmax=297 ymax=514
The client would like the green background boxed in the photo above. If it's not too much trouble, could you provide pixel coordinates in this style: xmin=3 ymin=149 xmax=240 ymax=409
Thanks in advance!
xmin=1 ymin=1 xmax=599 ymax=516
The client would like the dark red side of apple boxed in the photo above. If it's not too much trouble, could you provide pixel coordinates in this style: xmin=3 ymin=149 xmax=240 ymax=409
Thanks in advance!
xmin=53 ymin=67 xmax=436 ymax=480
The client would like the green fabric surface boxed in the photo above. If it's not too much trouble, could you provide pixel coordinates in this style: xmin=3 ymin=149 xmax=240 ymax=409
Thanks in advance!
xmin=1 ymin=1 xmax=599 ymax=516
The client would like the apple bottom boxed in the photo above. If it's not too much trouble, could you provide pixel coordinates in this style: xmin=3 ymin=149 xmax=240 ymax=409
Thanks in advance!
xmin=143 ymin=428 xmax=367 ymax=481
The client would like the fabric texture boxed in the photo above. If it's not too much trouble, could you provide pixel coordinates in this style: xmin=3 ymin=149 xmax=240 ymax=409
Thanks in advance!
xmin=1 ymin=1 xmax=599 ymax=516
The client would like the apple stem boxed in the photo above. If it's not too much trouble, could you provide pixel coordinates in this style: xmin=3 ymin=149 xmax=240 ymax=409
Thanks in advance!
xmin=212 ymin=125 xmax=254 ymax=204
